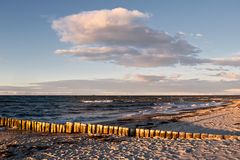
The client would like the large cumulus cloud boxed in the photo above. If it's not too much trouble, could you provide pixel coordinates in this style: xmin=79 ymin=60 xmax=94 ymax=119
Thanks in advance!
xmin=52 ymin=8 xmax=204 ymax=67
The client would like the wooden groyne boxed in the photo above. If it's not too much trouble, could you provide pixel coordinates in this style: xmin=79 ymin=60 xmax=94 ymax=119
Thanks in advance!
xmin=0 ymin=117 xmax=239 ymax=140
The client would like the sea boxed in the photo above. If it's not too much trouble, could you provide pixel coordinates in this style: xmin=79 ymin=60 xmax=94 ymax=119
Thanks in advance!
xmin=0 ymin=96 xmax=237 ymax=125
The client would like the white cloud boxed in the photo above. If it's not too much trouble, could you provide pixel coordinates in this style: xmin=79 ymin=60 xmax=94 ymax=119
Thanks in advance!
xmin=124 ymin=74 xmax=181 ymax=82
xmin=52 ymin=8 xmax=202 ymax=67
xmin=224 ymin=88 xmax=240 ymax=93
xmin=211 ymin=54 xmax=240 ymax=67
xmin=52 ymin=8 xmax=240 ymax=68
xmin=210 ymin=72 xmax=240 ymax=81
xmin=190 ymin=33 xmax=203 ymax=38
xmin=203 ymin=67 xmax=229 ymax=72
xmin=52 ymin=8 xmax=149 ymax=44
xmin=124 ymin=74 xmax=167 ymax=82
xmin=175 ymin=31 xmax=186 ymax=39
xmin=195 ymin=33 xmax=203 ymax=37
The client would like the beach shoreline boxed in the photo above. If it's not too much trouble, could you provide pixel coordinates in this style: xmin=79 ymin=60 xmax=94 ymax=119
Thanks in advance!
xmin=114 ymin=100 xmax=240 ymax=136
xmin=0 ymin=99 xmax=240 ymax=159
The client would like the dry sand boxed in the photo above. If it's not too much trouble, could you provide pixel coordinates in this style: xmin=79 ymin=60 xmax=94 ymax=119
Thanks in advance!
xmin=0 ymin=100 xmax=240 ymax=160
xmin=0 ymin=130 xmax=240 ymax=160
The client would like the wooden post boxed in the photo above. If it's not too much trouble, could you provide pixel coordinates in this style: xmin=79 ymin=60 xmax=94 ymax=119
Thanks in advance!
xmin=41 ymin=122 xmax=46 ymax=132
xmin=160 ymin=130 xmax=166 ymax=138
xmin=8 ymin=118 xmax=12 ymax=128
xmin=62 ymin=124 xmax=66 ymax=133
xmin=28 ymin=120 xmax=32 ymax=130
xmin=11 ymin=119 xmax=15 ymax=128
xmin=10 ymin=118 xmax=14 ymax=128
xmin=121 ymin=128 xmax=128 ymax=136
xmin=139 ymin=129 xmax=145 ymax=138
xmin=223 ymin=135 xmax=231 ymax=140
xmin=193 ymin=133 xmax=201 ymax=139
xmin=15 ymin=119 xmax=19 ymax=128
xmin=74 ymin=122 xmax=81 ymax=133
xmin=172 ymin=131 xmax=179 ymax=139
xmin=45 ymin=123 xmax=50 ymax=132
xmin=12 ymin=119 xmax=15 ymax=128
xmin=50 ymin=123 xmax=53 ymax=133
xmin=25 ymin=120 xmax=28 ymax=130
xmin=96 ymin=124 xmax=102 ymax=134
xmin=6 ymin=118 xmax=9 ymax=127
xmin=179 ymin=132 xmax=186 ymax=139
xmin=34 ymin=121 xmax=38 ymax=131
xmin=91 ymin=124 xmax=96 ymax=134
xmin=51 ymin=123 xmax=56 ymax=133
xmin=185 ymin=132 xmax=193 ymax=139
xmin=229 ymin=135 xmax=239 ymax=140
xmin=0 ymin=117 xmax=4 ymax=126
xmin=21 ymin=120 xmax=26 ymax=130
xmin=13 ymin=119 xmax=17 ymax=128
xmin=136 ymin=128 xmax=140 ymax=137
xmin=123 ymin=128 xmax=129 ymax=136
xmin=155 ymin=130 xmax=160 ymax=138
xmin=37 ymin=122 xmax=42 ymax=132
xmin=56 ymin=124 xmax=61 ymax=133
xmin=12 ymin=119 xmax=17 ymax=128
xmin=11 ymin=119 xmax=15 ymax=127
xmin=17 ymin=120 xmax=22 ymax=130
xmin=65 ymin=122 xmax=69 ymax=133
xmin=122 ymin=127 xmax=126 ymax=136
xmin=59 ymin=124 xmax=64 ymax=133
xmin=113 ymin=126 xmax=118 ymax=135
xmin=208 ymin=134 xmax=216 ymax=139
xmin=118 ymin=127 xmax=123 ymax=136
xmin=4 ymin=118 xmax=8 ymax=126
xmin=36 ymin=122 xmax=39 ymax=132
xmin=150 ymin=130 xmax=155 ymax=138
xmin=88 ymin=124 xmax=92 ymax=134
xmin=200 ymin=133 xmax=208 ymax=139
xmin=28 ymin=120 xmax=32 ymax=131
xmin=66 ymin=122 xmax=73 ymax=133
xmin=215 ymin=134 xmax=223 ymax=140
xmin=7 ymin=118 xmax=12 ymax=128
xmin=96 ymin=124 xmax=100 ymax=134
xmin=109 ymin=126 xmax=114 ymax=135
xmin=103 ymin=125 xmax=109 ymax=134
xmin=80 ymin=123 xmax=87 ymax=133
xmin=31 ymin=121 xmax=34 ymax=131
xmin=166 ymin=131 xmax=172 ymax=139
xmin=144 ymin=129 xmax=150 ymax=138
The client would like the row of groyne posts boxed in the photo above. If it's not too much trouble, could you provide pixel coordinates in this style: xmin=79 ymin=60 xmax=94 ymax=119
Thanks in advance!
xmin=0 ymin=117 xmax=239 ymax=140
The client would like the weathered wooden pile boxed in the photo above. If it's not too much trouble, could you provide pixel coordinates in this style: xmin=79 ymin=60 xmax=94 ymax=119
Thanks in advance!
xmin=0 ymin=117 xmax=239 ymax=140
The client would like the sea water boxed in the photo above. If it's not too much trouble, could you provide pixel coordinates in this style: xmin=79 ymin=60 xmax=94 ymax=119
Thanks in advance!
xmin=0 ymin=96 xmax=231 ymax=124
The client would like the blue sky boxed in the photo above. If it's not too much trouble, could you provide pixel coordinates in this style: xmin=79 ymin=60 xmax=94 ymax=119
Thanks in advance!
xmin=0 ymin=0 xmax=240 ymax=95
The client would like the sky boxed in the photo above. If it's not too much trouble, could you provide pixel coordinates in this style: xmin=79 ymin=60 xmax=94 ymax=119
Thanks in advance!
xmin=0 ymin=0 xmax=240 ymax=95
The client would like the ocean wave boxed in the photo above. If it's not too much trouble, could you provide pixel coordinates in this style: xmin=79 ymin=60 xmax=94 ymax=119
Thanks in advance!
xmin=81 ymin=100 xmax=113 ymax=103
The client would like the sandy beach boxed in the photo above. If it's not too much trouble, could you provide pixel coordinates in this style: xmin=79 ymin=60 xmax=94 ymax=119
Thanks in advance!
xmin=0 ymin=100 xmax=240 ymax=159
xmin=152 ymin=100 xmax=240 ymax=135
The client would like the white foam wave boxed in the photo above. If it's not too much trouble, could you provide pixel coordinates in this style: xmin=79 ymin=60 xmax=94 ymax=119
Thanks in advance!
xmin=82 ymin=100 xmax=113 ymax=103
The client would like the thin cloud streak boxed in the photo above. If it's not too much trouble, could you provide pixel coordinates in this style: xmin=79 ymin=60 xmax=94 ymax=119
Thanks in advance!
xmin=1 ymin=75 xmax=240 ymax=95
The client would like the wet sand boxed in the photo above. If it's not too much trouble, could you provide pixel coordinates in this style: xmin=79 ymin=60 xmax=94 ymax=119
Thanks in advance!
xmin=0 ymin=100 xmax=240 ymax=159
xmin=153 ymin=100 xmax=240 ymax=135
xmin=116 ymin=100 xmax=240 ymax=136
